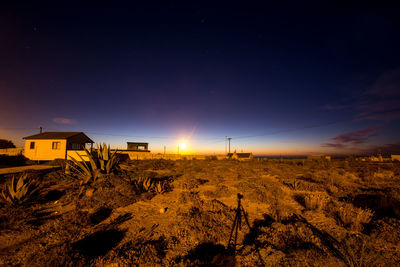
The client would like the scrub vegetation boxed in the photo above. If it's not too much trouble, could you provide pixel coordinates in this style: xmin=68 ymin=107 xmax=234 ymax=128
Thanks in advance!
xmin=1 ymin=158 xmax=400 ymax=265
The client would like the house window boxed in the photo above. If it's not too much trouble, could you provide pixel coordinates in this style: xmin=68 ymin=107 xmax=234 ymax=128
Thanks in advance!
xmin=138 ymin=145 xmax=146 ymax=150
xmin=30 ymin=142 xmax=35 ymax=149
xmin=52 ymin=142 xmax=61 ymax=150
xmin=72 ymin=143 xmax=81 ymax=150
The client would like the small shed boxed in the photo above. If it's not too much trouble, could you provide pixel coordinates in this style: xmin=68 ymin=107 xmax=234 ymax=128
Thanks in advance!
xmin=127 ymin=142 xmax=150 ymax=152
xmin=23 ymin=132 xmax=94 ymax=161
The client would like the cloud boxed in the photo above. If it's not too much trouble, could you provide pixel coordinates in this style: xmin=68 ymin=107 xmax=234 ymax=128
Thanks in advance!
xmin=366 ymin=69 xmax=400 ymax=97
xmin=354 ymin=108 xmax=400 ymax=122
xmin=321 ymin=143 xmax=345 ymax=148
xmin=330 ymin=126 xmax=379 ymax=144
xmin=52 ymin=117 xmax=77 ymax=124
xmin=321 ymin=126 xmax=379 ymax=149
xmin=320 ymin=103 xmax=353 ymax=111
xmin=323 ymin=69 xmax=400 ymax=122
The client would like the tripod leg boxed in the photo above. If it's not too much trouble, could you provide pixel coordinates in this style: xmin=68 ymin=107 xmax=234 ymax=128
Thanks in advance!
xmin=228 ymin=209 xmax=239 ymax=249
xmin=241 ymin=205 xmax=251 ymax=229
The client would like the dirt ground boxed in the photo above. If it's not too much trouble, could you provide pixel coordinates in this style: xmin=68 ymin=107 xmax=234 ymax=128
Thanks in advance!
xmin=1 ymin=158 xmax=400 ymax=266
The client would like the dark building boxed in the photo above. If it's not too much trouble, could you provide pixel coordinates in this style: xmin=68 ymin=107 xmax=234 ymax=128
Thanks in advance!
xmin=127 ymin=142 xmax=150 ymax=152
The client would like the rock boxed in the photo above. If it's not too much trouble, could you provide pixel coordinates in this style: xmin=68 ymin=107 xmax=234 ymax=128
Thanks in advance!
xmin=85 ymin=188 xmax=95 ymax=197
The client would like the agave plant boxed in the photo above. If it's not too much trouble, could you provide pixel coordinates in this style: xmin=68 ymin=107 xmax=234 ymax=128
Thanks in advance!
xmin=142 ymin=176 xmax=153 ymax=191
xmin=67 ymin=150 xmax=102 ymax=184
xmin=155 ymin=181 xmax=165 ymax=194
xmin=1 ymin=174 xmax=38 ymax=204
xmin=66 ymin=143 xmax=119 ymax=185
xmin=97 ymin=143 xmax=119 ymax=174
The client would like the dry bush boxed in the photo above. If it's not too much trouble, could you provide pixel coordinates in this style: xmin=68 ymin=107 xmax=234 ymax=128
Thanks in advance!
xmin=340 ymin=233 xmax=390 ymax=266
xmin=334 ymin=203 xmax=374 ymax=232
xmin=304 ymin=193 xmax=329 ymax=210
xmin=268 ymin=195 xmax=296 ymax=222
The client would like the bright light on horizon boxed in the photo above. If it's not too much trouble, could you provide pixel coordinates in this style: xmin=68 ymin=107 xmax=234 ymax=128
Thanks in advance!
xmin=180 ymin=142 xmax=187 ymax=150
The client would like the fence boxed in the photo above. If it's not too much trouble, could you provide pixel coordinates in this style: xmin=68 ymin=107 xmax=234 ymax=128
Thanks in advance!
xmin=0 ymin=148 xmax=24 ymax=156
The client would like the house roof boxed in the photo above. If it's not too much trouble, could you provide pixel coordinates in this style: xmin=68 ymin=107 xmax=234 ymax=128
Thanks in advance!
xmin=127 ymin=142 xmax=148 ymax=145
xmin=23 ymin=132 xmax=94 ymax=143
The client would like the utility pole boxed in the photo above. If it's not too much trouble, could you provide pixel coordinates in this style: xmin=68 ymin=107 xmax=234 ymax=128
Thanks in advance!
xmin=228 ymin=137 xmax=232 ymax=154
xmin=164 ymin=146 xmax=166 ymax=155
xmin=225 ymin=136 xmax=228 ymax=154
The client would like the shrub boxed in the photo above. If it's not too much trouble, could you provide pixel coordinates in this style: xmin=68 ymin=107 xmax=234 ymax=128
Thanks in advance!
xmin=1 ymin=174 xmax=38 ymax=204
xmin=341 ymin=234 xmax=389 ymax=266
xmin=0 ymin=139 xmax=15 ymax=149
xmin=336 ymin=203 xmax=374 ymax=231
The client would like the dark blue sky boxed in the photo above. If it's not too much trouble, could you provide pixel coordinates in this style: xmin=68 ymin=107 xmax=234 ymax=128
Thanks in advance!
xmin=1 ymin=3 xmax=400 ymax=154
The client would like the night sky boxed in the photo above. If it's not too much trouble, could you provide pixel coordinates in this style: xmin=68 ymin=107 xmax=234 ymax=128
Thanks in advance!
xmin=1 ymin=3 xmax=400 ymax=155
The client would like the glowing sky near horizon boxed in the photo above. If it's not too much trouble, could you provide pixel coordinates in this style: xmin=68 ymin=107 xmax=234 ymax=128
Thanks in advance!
xmin=1 ymin=4 xmax=400 ymax=155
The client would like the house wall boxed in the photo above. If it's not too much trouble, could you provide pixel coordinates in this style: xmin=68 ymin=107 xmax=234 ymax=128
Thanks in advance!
xmin=67 ymin=150 xmax=92 ymax=161
xmin=24 ymin=139 xmax=67 ymax=161
xmin=127 ymin=143 xmax=149 ymax=151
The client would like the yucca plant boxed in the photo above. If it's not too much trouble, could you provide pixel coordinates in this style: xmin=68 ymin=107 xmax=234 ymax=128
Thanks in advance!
xmin=1 ymin=174 xmax=38 ymax=204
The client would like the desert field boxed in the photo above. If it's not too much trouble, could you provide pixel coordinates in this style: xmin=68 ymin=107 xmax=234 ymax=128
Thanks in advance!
xmin=1 ymin=158 xmax=400 ymax=266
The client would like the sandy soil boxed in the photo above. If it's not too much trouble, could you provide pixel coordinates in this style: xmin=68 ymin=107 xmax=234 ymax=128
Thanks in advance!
xmin=0 ymin=159 xmax=400 ymax=266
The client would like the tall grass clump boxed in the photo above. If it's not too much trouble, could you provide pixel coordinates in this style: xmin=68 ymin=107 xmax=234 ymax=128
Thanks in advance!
xmin=336 ymin=203 xmax=374 ymax=231
xmin=304 ymin=193 xmax=329 ymax=210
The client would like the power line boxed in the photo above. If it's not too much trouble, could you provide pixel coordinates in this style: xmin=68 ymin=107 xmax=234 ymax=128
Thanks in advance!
xmin=0 ymin=127 xmax=225 ymax=141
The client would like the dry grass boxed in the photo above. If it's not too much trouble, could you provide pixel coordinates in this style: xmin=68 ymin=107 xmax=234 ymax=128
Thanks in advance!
xmin=0 ymin=159 xmax=400 ymax=266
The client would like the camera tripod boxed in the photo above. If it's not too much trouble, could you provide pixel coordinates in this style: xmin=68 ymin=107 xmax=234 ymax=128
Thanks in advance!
xmin=227 ymin=193 xmax=251 ymax=254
